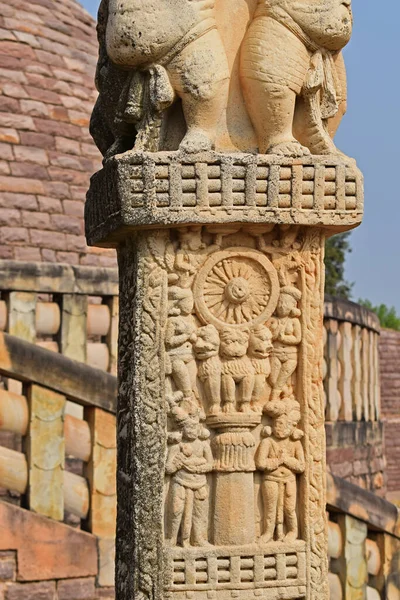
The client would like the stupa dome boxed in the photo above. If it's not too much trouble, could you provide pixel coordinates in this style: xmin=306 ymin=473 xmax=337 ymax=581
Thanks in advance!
xmin=0 ymin=0 xmax=115 ymax=266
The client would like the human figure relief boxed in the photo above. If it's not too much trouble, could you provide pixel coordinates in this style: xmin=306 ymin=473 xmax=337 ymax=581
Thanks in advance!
xmin=248 ymin=326 xmax=273 ymax=412
xmin=220 ymin=328 xmax=255 ymax=413
xmin=175 ymin=227 xmax=221 ymax=289
xmin=165 ymin=408 xmax=213 ymax=547
xmin=256 ymin=398 xmax=305 ymax=543
xmin=192 ymin=325 xmax=222 ymax=416
xmin=166 ymin=287 xmax=197 ymax=401
xmin=257 ymin=225 xmax=303 ymax=287
xmin=92 ymin=0 xmax=229 ymax=155
xmin=269 ymin=287 xmax=302 ymax=401
xmin=240 ymin=0 xmax=352 ymax=156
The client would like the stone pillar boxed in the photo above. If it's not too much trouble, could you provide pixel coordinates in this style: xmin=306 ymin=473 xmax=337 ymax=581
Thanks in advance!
xmin=209 ymin=414 xmax=260 ymax=546
xmin=85 ymin=3 xmax=362 ymax=600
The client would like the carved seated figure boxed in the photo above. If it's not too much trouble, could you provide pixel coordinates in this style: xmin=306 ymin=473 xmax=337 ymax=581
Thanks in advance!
xmin=165 ymin=408 xmax=213 ymax=547
xmin=93 ymin=0 xmax=229 ymax=155
xmin=256 ymin=398 xmax=305 ymax=543
xmin=192 ymin=325 xmax=222 ymax=416
xmin=240 ymin=0 xmax=353 ymax=156
xmin=220 ymin=328 xmax=255 ymax=413
xmin=248 ymin=326 xmax=273 ymax=412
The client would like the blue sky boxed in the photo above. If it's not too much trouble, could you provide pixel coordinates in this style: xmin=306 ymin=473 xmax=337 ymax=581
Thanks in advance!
xmin=81 ymin=0 xmax=400 ymax=310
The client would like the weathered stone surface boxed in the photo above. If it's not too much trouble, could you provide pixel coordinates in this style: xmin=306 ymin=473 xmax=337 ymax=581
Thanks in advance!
xmin=5 ymin=581 xmax=56 ymax=600
xmin=57 ymin=578 xmax=96 ymax=600
xmin=0 ymin=502 xmax=97 ymax=581
xmin=115 ymin=225 xmax=328 ymax=600
xmin=27 ymin=385 xmax=65 ymax=521
xmin=0 ymin=552 xmax=16 ymax=582
xmin=86 ymin=153 xmax=363 ymax=246
xmin=0 ymin=332 xmax=117 ymax=413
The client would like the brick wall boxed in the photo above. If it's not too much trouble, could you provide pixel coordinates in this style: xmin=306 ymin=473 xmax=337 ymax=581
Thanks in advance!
xmin=0 ymin=0 xmax=116 ymax=267
xmin=379 ymin=328 xmax=400 ymax=497
xmin=326 ymin=422 xmax=386 ymax=497
xmin=0 ymin=502 xmax=115 ymax=600
xmin=0 ymin=552 xmax=114 ymax=600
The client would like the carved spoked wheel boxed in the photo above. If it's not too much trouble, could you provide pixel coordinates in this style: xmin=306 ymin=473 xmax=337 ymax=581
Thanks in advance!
xmin=194 ymin=248 xmax=279 ymax=329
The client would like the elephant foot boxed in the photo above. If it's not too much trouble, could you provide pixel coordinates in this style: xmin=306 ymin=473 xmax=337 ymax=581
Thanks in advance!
xmin=267 ymin=139 xmax=310 ymax=158
xmin=208 ymin=404 xmax=221 ymax=416
xmin=180 ymin=128 xmax=213 ymax=153
xmin=222 ymin=402 xmax=235 ymax=414
xmin=239 ymin=403 xmax=253 ymax=413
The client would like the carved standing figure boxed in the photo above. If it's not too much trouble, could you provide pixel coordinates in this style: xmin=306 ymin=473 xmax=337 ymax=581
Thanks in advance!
xmin=240 ymin=0 xmax=353 ymax=156
xmin=92 ymin=0 xmax=230 ymax=155
xmin=192 ymin=325 xmax=222 ymax=415
xmin=256 ymin=399 xmax=305 ymax=543
xmin=175 ymin=227 xmax=221 ymax=288
xmin=248 ymin=326 xmax=273 ymax=411
xmin=269 ymin=286 xmax=302 ymax=401
xmin=165 ymin=409 xmax=213 ymax=547
xmin=220 ymin=328 xmax=255 ymax=413
xmin=166 ymin=288 xmax=197 ymax=400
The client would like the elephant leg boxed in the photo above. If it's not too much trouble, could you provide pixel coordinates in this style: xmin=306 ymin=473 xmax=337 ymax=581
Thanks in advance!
xmin=242 ymin=80 xmax=309 ymax=157
xmin=293 ymin=94 xmax=337 ymax=155
xmin=168 ymin=29 xmax=229 ymax=153
xmin=326 ymin=51 xmax=347 ymax=139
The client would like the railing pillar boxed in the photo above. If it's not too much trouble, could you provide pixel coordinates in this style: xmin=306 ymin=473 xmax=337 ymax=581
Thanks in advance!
xmin=56 ymin=294 xmax=88 ymax=363
xmin=26 ymin=384 xmax=66 ymax=520
xmin=336 ymin=515 xmax=368 ymax=599
xmin=105 ymin=296 xmax=119 ymax=376
xmin=84 ymin=407 xmax=116 ymax=587
xmin=325 ymin=319 xmax=342 ymax=421
xmin=7 ymin=291 xmax=37 ymax=343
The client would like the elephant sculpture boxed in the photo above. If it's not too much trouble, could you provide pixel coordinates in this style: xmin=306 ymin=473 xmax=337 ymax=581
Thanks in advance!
xmin=90 ymin=0 xmax=229 ymax=157
xmin=240 ymin=0 xmax=353 ymax=156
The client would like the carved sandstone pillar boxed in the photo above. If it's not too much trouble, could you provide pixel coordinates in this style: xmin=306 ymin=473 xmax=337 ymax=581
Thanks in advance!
xmin=86 ymin=152 xmax=363 ymax=600
xmin=86 ymin=3 xmax=362 ymax=600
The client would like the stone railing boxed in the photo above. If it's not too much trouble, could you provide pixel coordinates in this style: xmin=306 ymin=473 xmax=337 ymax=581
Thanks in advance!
xmin=0 ymin=261 xmax=118 ymax=375
xmin=327 ymin=473 xmax=400 ymax=599
xmin=323 ymin=297 xmax=384 ymax=494
xmin=0 ymin=333 xmax=118 ymax=587
xmin=324 ymin=295 xmax=381 ymax=423
xmin=0 ymin=262 xmax=385 ymax=492
xmin=0 ymin=332 xmax=398 ymax=598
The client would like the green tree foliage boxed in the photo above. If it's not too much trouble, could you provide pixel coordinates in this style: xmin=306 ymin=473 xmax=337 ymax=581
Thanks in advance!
xmin=325 ymin=232 xmax=353 ymax=299
xmin=358 ymin=300 xmax=400 ymax=331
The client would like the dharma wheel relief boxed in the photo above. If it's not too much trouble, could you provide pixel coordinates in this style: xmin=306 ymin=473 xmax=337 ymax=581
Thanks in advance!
xmin=86 ymin=1 xmax=363 ymax=600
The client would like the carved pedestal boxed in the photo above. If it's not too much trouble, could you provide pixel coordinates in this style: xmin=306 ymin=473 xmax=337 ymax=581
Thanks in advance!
xmin=86 ymin=152 xmax=363 ymax=600
xmin=209 ymin=414 xmax=260 ymax=546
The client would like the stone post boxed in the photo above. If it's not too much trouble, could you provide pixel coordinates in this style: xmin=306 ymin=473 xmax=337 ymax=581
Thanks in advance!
xmin=85 ymin=2 xmax=363 ymax=600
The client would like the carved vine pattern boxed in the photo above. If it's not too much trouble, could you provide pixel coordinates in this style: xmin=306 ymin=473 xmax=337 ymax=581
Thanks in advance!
xmin=300 ymin=230 xmax=329 ymax=598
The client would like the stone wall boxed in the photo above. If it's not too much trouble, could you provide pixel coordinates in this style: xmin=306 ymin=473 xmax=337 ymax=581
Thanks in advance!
xmin=379 ymin=328 xmax=400 ymax=500
xmin=0 ymin=0 xmax=116 ymax=268
xmin=326 ymin=422 xmax=385 ymax=495
xmin=0 ymin=502 xmax=114 ymax=600
xmin=324 ymin=297 xmax=386 ymax=496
